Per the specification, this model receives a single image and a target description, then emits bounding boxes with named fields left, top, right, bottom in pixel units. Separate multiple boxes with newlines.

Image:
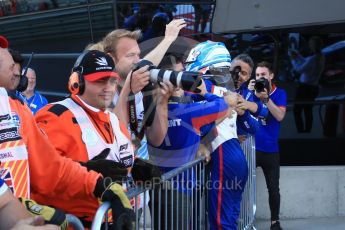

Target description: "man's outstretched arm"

left=143, top=19, right=186, bottom=66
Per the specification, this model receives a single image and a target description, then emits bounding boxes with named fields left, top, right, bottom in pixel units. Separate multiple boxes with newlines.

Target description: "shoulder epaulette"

left=48, top=104, right=68, bottom=116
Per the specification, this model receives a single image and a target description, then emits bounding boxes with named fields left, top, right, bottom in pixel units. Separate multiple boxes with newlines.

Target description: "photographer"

left=0, top=48, right=134, bottom=230
left=103, top=19, right=186, bottom=153
left=146, top=54, right=230, bottom=229
left=254, top=61, right=287, bottom=230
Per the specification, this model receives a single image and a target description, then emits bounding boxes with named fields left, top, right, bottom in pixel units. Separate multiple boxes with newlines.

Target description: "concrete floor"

left=254, top=217, right=345, bottom=230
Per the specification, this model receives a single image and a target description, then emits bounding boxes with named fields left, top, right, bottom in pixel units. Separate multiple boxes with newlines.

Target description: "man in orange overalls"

left=0, top=47, right=134, bottom=229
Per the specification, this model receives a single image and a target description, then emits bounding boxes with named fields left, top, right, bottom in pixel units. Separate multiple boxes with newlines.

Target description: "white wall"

left=256, top=166, right=345, bottom=219
left=213, top=0, right=345, bottom=33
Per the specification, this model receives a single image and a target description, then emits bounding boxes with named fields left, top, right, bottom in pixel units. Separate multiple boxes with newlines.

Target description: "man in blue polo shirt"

left=254, top=61, right=287, bottom=230
left=20, top=68, right=48, bottom=114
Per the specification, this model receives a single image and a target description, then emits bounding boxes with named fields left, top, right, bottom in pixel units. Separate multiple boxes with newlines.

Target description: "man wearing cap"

left=34, top=50, right=172, bottom=226
left=0, top=47, right=135, bottom=229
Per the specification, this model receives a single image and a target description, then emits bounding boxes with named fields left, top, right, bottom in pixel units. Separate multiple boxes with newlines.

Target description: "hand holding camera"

left=255, top=89, right=269, bottom=104
left=247, top=79, right=256, bottom=91
left=128, top=65, right=150, bottom=94
left=196, top=78, right=207, bottom=96
left=156, top=81, right=175, bottom=105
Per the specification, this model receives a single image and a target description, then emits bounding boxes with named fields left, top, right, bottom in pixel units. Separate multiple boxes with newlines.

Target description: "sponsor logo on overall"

left=0, top=114, right=10, bottom=122
left=0, top=127, right=20, bottom=143
left=119, top=143, right=128, bottom=152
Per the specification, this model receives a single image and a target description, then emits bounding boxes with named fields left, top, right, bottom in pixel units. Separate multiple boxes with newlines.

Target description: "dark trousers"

left=256, top=151, right=280, bottom=221
left=293, top=83, right=319, bottom=132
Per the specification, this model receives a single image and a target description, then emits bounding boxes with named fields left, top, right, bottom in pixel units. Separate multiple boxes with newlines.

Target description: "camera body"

left=254, top=78, right=270, bottom=93
left=230, top=66, right=242, bottom=89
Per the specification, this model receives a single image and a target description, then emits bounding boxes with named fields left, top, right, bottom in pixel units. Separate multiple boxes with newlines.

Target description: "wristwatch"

left=262, top=97, right=269, bottom=104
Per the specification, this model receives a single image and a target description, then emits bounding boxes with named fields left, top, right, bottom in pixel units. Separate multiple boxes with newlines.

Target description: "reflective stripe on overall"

left=0, top=88, right=30, bottom=198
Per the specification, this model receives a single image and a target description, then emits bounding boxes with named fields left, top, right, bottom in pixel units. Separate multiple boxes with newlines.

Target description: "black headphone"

left=68, top=51, right=89, bottom=95
left=16, top=74, right=28, bottom=92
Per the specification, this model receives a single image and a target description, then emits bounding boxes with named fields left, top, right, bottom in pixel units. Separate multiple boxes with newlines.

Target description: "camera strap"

left=128, top=92, right=145, bottom=141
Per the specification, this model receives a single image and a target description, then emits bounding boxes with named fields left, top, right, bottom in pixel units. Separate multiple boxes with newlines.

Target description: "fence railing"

left=91, top=135, right=257, bottom=230
left=91, top=157, right=207, bottom=230
left=238, top=135, right=256, bottom=230
left=66, top=214, right=85, bottom=230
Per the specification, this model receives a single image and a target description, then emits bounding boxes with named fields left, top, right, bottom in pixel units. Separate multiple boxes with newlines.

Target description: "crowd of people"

left=0, top=13, right=291, bottom=230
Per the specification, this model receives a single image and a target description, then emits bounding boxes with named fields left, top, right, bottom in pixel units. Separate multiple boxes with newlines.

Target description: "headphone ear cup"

left=16, top=75, right=29, bottom=92
left=68, top=72, right=80, bottom=95
left=77, top=72, right=85, bottom=95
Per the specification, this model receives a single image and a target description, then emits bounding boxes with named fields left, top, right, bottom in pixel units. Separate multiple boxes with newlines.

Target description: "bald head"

left=0, top=48, right=18, bottom=90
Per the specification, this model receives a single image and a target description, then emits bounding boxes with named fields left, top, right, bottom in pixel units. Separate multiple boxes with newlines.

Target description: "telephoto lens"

left=149, top=69, right=202, bottom=92
left=134, top=59, right=203, bottom=92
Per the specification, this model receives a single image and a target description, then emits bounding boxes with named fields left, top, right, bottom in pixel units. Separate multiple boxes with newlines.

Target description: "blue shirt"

left=148, top=93, right=227, bottom=192
left=190, top=80, right=260, bottom=136
left=255, top=85, right=287, bottom=153
left=20, top=91, right=48, bottom=114
left=148, top=93, right=227, bottom=170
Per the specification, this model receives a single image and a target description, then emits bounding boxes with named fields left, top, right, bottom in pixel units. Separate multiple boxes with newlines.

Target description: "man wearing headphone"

left=34, top=50, right=137, bottom=226
left=0, top=48, right=134, bottom=229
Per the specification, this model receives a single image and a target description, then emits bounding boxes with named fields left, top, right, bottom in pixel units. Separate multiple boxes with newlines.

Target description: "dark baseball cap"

left=74, top=50, right=119, bottom=81
left=0, top=35, right=9, bottom=48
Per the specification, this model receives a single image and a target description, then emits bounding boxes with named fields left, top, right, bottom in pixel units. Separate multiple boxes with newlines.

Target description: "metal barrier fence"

left=238, top=135, right=256, bottom=230
left=66, top=214, right=85, bottom=230
left=91, top=157, right=207, bottom=230
left=91, top=135, right=257, bottom=230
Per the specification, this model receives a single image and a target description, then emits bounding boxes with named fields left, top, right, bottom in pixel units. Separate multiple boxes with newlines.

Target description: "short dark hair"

left=8, top=48, right=24, bottom=66
left=256, top=61, right=273, bottom=74
left=233, top=53, right=254, bottom=70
